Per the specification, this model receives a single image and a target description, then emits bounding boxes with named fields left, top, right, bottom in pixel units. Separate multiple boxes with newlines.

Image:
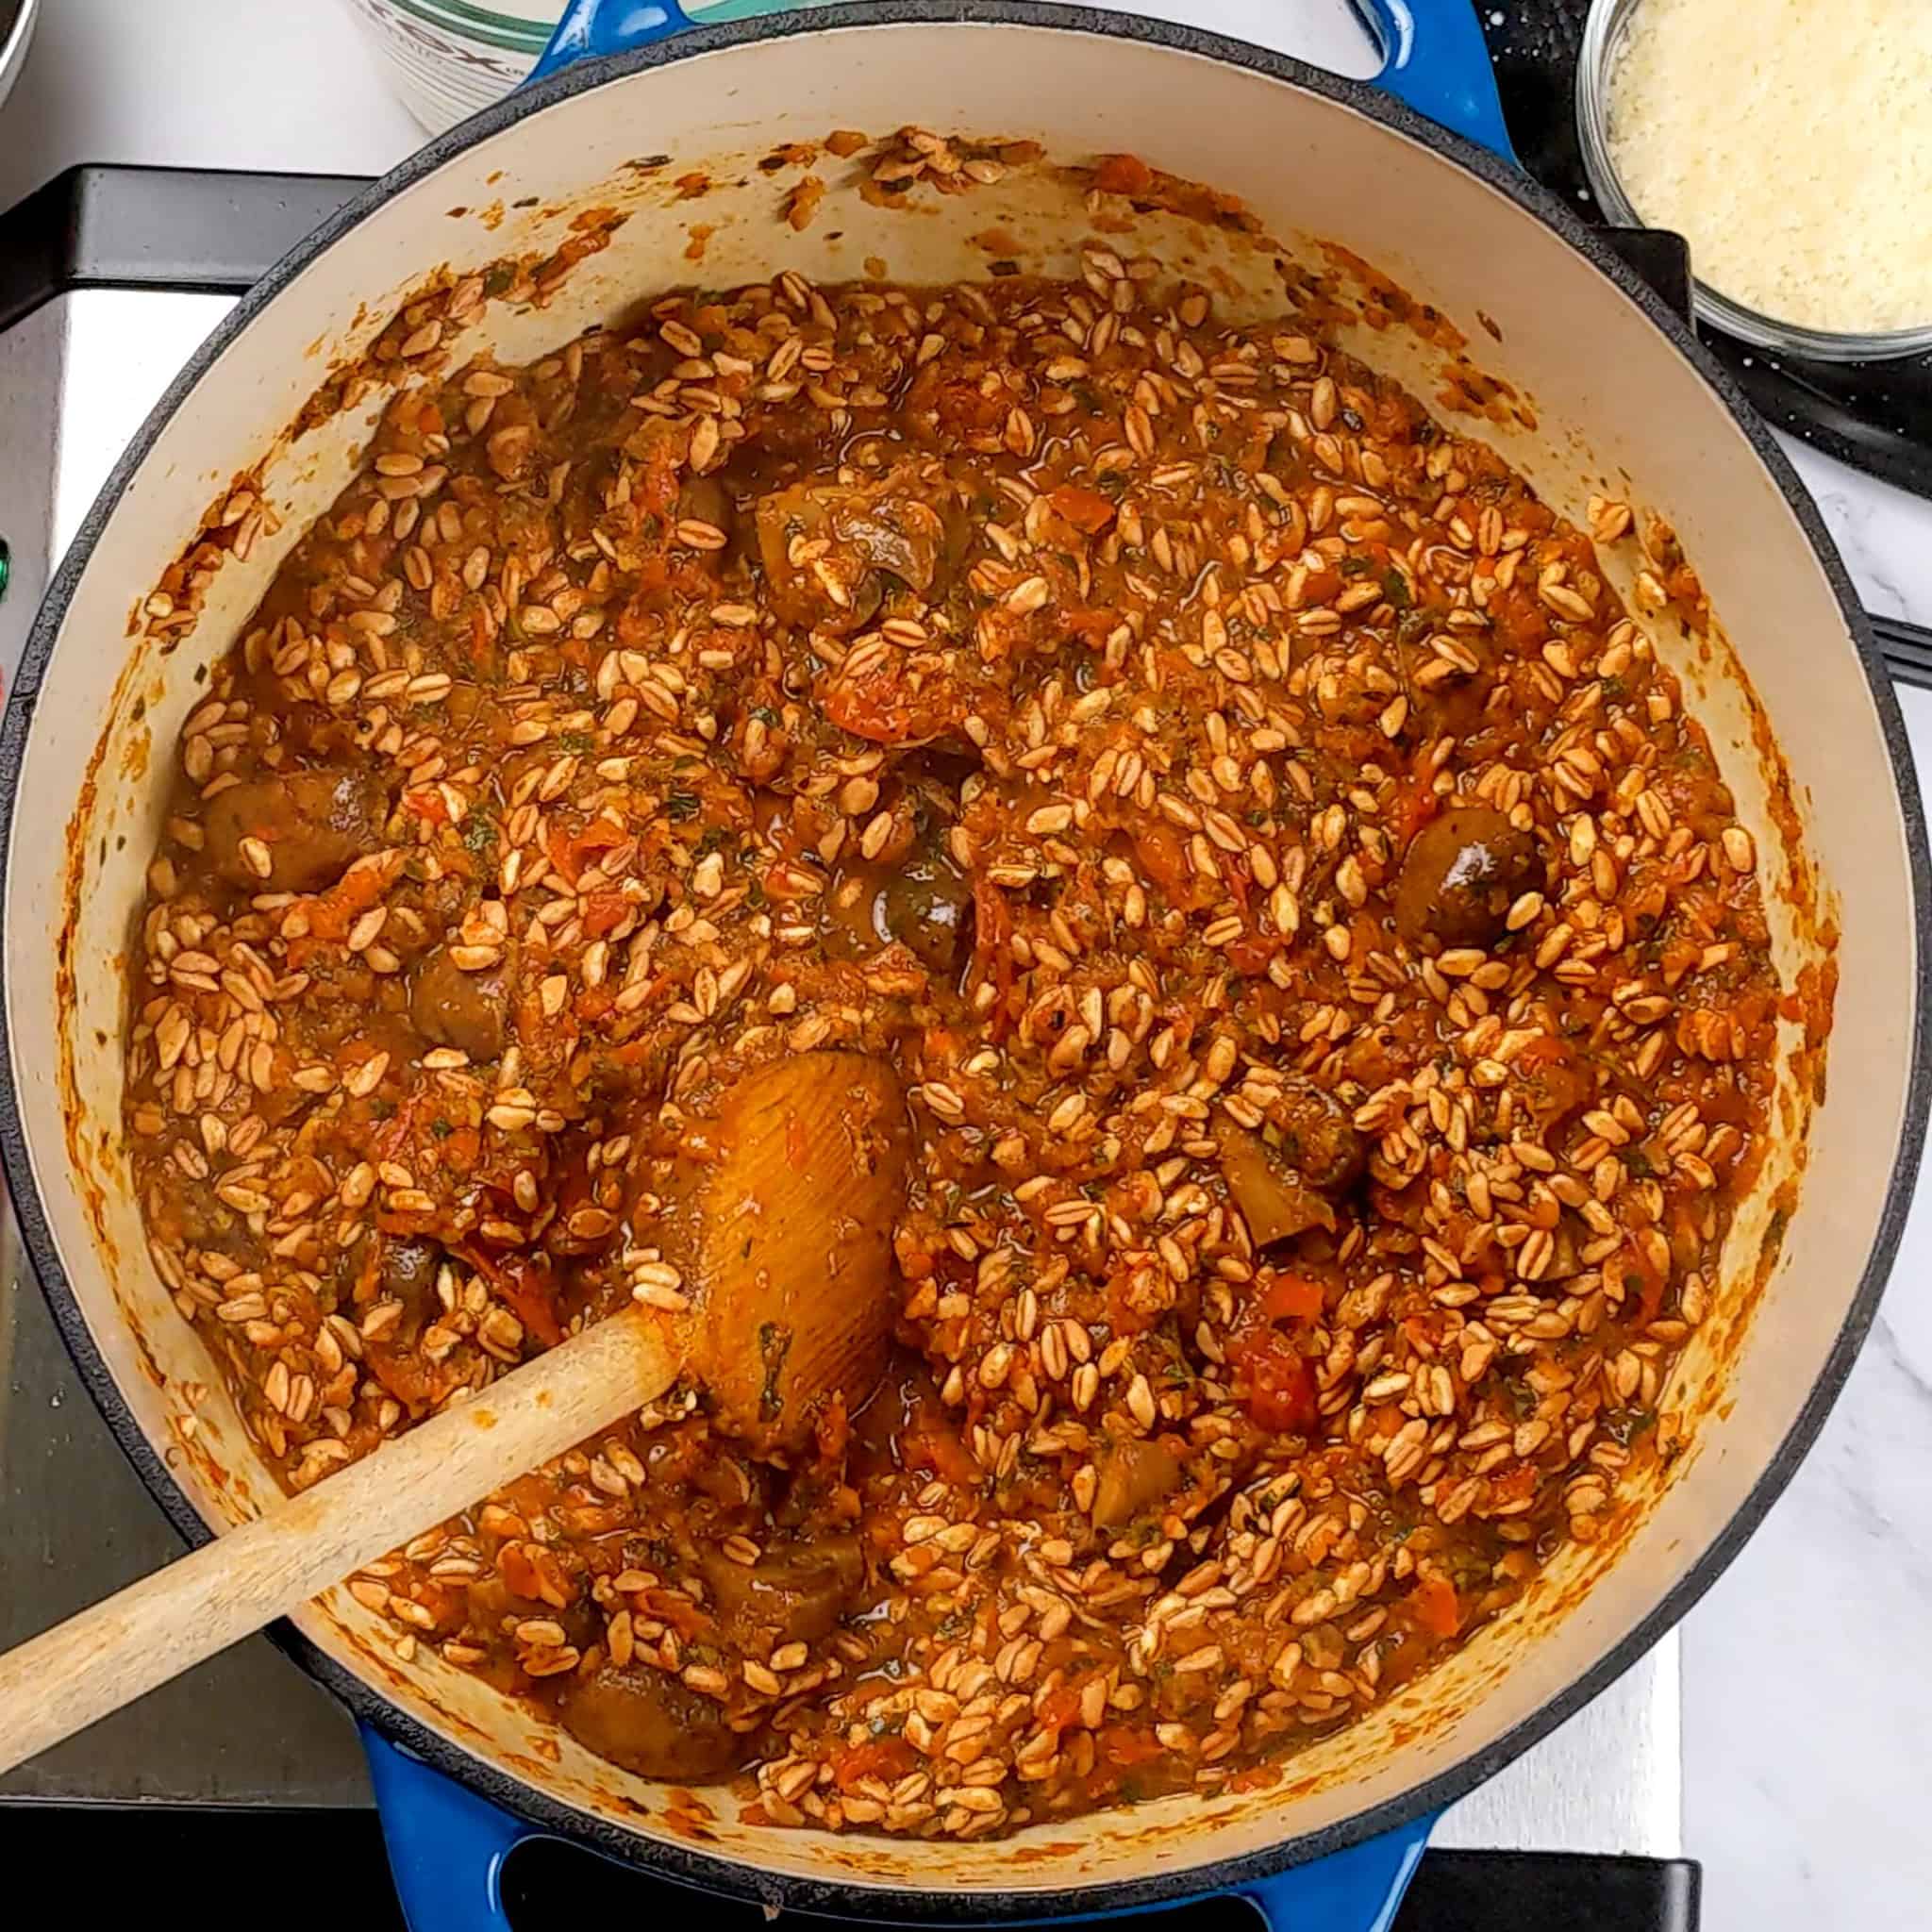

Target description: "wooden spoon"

left=0, top=1050, right=909, bottom=1775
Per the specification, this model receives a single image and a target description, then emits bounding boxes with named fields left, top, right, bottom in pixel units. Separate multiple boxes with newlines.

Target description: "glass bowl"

left=1575, top=0, right=1932, bottom=363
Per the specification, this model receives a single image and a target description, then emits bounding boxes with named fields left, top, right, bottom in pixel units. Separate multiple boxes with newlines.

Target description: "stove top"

left=0, top=170, right=1695, bottom=1928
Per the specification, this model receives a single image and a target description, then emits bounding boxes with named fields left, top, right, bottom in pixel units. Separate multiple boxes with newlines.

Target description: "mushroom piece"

left=676, top=474, right=743, bottom=562
left=1392, top=805, right=1538, bottom=949
left=698, top=1534, right=865, bottom=1648
left=409, top=943, right=513, bottom=1061
left=362, top=1236, right=461, bottom=1411
left=376, top=1236, right=443, bottom=1341
left=754, top=475, right=951, bottom=634
left=1214, top=1081, right=1365, bottom=1250
left=875, top=845, right=974, bottom=974
left=1216, top=1117, right=1336, bottom=1246
left=1092, top=1437, right=1186, bottom=1529
left=555, top=1660, right=748, bottom=1782
left=1541, top=1211, right=1598, bottom=1281
left=203, top=769, right=387, bottom=894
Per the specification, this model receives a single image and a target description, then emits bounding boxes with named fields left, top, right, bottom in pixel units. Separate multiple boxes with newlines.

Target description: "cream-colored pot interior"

left=4, top=11, right=1919, bottom=1906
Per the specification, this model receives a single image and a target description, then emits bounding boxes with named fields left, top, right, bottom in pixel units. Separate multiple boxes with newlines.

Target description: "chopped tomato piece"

left=927, top=377, right=1008, bottom=441
left=364, top=1347, right=445, bottom=1409
left=401, top=786, right=450, bottom=825
left=1099, top=1724, right=1160, bottom=1769
left=1488, top=1461, right=1539, bottom=1508
left=608, top=1008, right=675, bottom=1062
left=1092, top=153, right=1156, bottom=196
left=1390, top=773, right=1440, bottom=847
left=1233, top=1325, right=1319, bottom=1434
left=900, top=1399, right=980, bottom=1486
left=1370, top=1401, right=1407, bottom=1440
left=1059, top=605, right=1120, bottom=641
left=1260, top=1272, right=1326, bottom=1323
left=1225, top=930, right=1279, bottom=976
left=638, top=1587, right=713, bottom=1641
left=824, top=657, right=955, bottom=746
left=547, top=818, right=627, bottom=887
left=497, top=1541, right=551, bottom=1603
left=834, top=1736, right=918, bottom=1791
left=1047, top=484, right=1118, bottom=535
left=1037, top=1682, right=1086, bottom=1729
left=581, top=889, right=628, bottom=936
left=970, top=874, right=1016, bottom=1039
left=305, top=864, right=388, bottom=942
left=1511, top=1033, right=1570, bottom=1074
left=1410, top=1572, right=1461, bottom=1640
left=461, top=1247, right=562, bottom=1348
left=1132, top=821, right=1211, bottom=912
left=574, top=819, right=627, bottom=859
left=1493, top=586, right=1548, bottom=650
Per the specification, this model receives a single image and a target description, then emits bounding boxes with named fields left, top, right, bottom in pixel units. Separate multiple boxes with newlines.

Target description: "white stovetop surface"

left=7, top=4, right=1931, bottom=1926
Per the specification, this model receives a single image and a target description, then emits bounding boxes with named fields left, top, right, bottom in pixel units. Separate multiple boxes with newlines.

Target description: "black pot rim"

left=2, top=3, right=1925, bottom=1922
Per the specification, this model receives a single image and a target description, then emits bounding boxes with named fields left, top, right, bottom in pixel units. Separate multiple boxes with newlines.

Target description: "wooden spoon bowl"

left=670, top=1049, right=911, bottom=1453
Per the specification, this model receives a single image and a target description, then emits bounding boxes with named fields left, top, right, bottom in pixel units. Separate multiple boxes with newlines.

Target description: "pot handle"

left=365, top=1722, right=1436, bottom=1931
left=527, top=0, right=695, bottom=81
left=528, top=1, right=1517, bottom=166
left=1357, top=0, right=1519, bottom=161
left=365, top=1724, right=530, bottom=1931
left=1241, top=1810, right=1438, bottom=1930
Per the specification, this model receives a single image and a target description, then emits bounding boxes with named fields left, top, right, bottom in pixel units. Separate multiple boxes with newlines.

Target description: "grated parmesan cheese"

left=1606, top=0, right=1932, bottom=335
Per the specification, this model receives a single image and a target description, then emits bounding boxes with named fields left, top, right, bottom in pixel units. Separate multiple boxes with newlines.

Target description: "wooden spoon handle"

left=0, top=1302, right=677, bottom=1775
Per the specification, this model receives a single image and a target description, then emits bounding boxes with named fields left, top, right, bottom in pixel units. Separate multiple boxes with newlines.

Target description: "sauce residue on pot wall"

left=292, top=207, right=627, bottom=441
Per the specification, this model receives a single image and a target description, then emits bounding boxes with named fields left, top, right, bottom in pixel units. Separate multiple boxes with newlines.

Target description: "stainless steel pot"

left=3, top=3, right=1924, bottom=1927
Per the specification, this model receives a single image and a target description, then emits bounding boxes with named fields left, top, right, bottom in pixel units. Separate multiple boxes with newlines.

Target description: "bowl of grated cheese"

left=1577, top=0, right=1932, bottom=360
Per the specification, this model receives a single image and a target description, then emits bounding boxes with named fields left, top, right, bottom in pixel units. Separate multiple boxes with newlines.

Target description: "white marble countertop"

left=1680, top=440, right=1932, bottom=1932
left=4, top=4, right=1928, bottom=1928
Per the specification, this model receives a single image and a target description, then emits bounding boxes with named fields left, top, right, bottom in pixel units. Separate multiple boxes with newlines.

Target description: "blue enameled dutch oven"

left=1, top=2, right=1922, bottom=1928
